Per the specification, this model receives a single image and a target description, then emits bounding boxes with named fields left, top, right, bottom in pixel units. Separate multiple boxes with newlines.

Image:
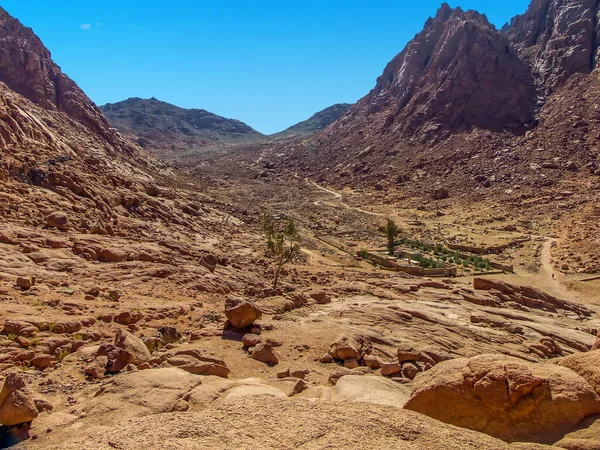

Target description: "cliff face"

left=504, top=0, right=600, bottom=91
left=0, top=7, right=128, bottom=149
left=367, top=4, right=536, bottom=137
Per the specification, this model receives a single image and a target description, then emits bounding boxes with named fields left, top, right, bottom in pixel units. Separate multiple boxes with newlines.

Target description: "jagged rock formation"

left=100, top=97, right=264, bottom=154
left=311, top=4, right=537, bottom=149
left=504, top=0, right=600, bottom=91
left=0, top=8, right=128, bottom=148
left=272, top=103, right=353, bottom=138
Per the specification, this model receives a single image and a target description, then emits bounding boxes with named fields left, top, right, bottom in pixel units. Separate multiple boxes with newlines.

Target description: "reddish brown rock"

left=251, top=343, right=278, bottom=365
left=404, top=354, right=600, bottom=443
left=0, top=372, right=38, bottom=426
left=329, top=332, right=372, bottom=361
left=225, top=296, right=262, bottom=329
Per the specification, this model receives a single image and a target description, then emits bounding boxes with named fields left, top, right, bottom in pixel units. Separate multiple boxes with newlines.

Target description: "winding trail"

left=307, top=179, right=385, bottom=217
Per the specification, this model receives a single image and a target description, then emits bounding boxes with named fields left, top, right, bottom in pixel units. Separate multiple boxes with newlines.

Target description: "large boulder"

left=329, top=332, right=372, bottom=362
left=45, top=212, right=69, bottom=230
left=113, top=329, right=151, bottom=365
left=555, top=350, right=600, bottom=395
left=225, top=295, right=262, bottom=329
left=0, top=372, right=38, bottom=426
left=83, top=368, right=203, bottom=421
left=404, top=354, right=600, bottom=443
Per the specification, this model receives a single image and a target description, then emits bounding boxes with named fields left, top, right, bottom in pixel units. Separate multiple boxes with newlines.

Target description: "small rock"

left=16, top=277, right=34, bottom=290
left=251, top=343, right=278, bottom=365
left=344, top=358, right=359, bottom=369
left=277, top=369, right=291, bottom=379
left=363, top=355, right=382, bottom=370
left=242, top=334, right=261, bottom=348
left=381, top=363, right=402, bottom=377
left=320, top=354, right=334, bottom=364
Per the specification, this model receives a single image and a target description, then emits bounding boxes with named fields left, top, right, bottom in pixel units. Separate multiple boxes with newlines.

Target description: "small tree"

left=262, top=214, right=300, bottom=289
left=385, top=218, right=398, bottom=256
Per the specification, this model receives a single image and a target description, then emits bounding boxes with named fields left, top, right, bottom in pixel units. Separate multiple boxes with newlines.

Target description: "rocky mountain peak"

left=334, top=4, right=536, bottom=145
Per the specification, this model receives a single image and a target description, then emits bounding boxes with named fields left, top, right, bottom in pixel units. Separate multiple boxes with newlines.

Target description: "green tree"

left=263, top=214, right=300, bottom=290
left=385, top=218, right=399, bottom=256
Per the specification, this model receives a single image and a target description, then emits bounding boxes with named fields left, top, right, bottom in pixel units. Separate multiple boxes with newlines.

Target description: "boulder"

left=309, top=291, right=331, bottom=304
left=225, top=295, right=262, bottom=329
left=404, top=354, right=600, bottom=443
left=433, top=188, right=449, bottom=200
left=16, top=276, right=34, bottom=290
left=327, top=375, right=412, bottom=407
left=0, top=372, right=38, bottom=426
left=363, top=355, right=381, bottom=370
left=163, top=350, right=230, bottom=378
left=96, top=344, right=134, bottom=372
left=242, top=334, right=261, bottom=348
left=82, top=368, right=204, bottom=421
left=251, top=343, right=278, bottom=365
left=45, top=212, right=69, bottom=230
left=401, top=362, right=422, bottom=380
left=592, top=331, right=600, bottom=351
left=381, top=363, right=402, bottom=377
left=85, top=356, right=108, bottom=379
left=329, top=332, right=372, bottom=361
left=556, top=350, right=600, bottom=395
left=30, top=354, right=54, bottom=369
left=3, top=320, right=38, bottom=338
left=113, top=329, right=151, bottom=365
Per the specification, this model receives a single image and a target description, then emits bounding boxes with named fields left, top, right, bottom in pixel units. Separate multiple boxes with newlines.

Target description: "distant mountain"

left=272, top=103, right=352, bottom=138
left=100, top=97, right=264, bottom=153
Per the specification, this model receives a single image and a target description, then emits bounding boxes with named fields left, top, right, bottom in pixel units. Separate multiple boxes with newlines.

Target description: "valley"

left=1, top=1, right=600, bottom=449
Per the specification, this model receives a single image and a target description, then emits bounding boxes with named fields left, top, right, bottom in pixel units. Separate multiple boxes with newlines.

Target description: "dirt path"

left=307, top=179, right=385, bottom=217
left=538, top=237, right=576, bottom=300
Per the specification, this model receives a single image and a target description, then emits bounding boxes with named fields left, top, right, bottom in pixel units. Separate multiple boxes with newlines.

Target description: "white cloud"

left=96, top=22, right=102, bottom=27
left=81, top=23, right=91, bottom=30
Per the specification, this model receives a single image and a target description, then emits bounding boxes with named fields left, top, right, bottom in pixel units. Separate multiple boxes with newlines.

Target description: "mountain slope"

left=0, top=7, right=266, bottom=299
left=277, top=2, right=600, bottom=186
left=272, top=103, right=352, bottom=138
left=100, top=97, right=264, bottom=153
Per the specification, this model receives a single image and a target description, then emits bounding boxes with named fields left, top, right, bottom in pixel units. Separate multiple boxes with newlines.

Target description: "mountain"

left=272, top=103, right=353, bottom=138
left=100, top=97, right=264, bottom=153
left=277, top=2, right=600, bottom=189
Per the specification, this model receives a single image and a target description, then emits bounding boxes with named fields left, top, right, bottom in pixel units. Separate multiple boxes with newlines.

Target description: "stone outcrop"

left=329, top=332, right=372, bottom=362
left=0, top=372, right=38, bottom=426
left=473, top=278, right=592, bottom=317
left=404, top=354, right=600, bottom=443
left=504, top=0, right=600, bottom=91
left=555, top=350, right=600, bottom=395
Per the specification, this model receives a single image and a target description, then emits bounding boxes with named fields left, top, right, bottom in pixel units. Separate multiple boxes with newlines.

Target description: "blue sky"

left=3, top=1, right=530, bottom=134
